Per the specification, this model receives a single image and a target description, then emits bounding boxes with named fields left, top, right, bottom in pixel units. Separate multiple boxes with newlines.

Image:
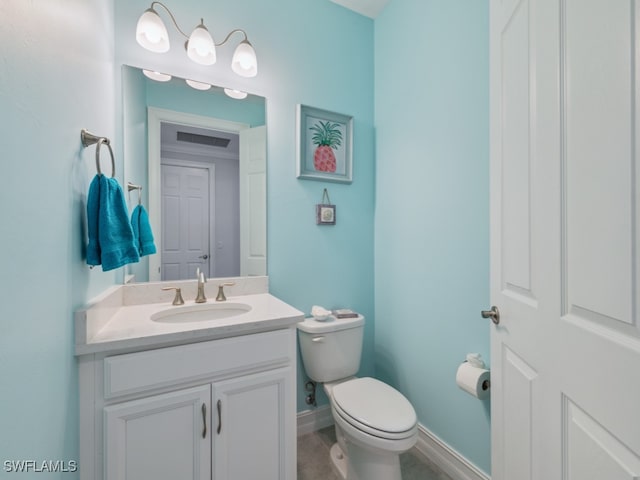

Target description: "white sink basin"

left=151, top=303, right=252, bottom=323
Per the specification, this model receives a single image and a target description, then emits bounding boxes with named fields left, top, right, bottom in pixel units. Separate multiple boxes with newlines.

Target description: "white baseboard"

left=297, top=405, right=334, bottom=436
left=296, top=409, right=490, bottom=480
left=414, top=424, right=491, bottom=480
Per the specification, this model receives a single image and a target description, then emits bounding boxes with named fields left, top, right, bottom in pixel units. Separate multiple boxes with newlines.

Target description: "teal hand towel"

left=86, top=174, right=140, bottom=271
left=86, top=175, right=102, bottom=267
left=131, top=204, right=157, bottom=257
left=99, top=176, right=140, bottom=271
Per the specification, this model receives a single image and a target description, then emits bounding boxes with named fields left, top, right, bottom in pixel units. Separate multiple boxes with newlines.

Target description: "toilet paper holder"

left=456, top=359, right=491, bottom=399
left=464, top=360, right=491, bottom=391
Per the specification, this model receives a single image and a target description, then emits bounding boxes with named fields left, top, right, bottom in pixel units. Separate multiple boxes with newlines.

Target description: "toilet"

left=297, top=315, right=418, bottom=480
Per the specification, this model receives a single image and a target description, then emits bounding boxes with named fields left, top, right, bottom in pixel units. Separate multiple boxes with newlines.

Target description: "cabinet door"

left=212, top=367, right=294, bottom=480
left=104, top=385, right=211, bottom=480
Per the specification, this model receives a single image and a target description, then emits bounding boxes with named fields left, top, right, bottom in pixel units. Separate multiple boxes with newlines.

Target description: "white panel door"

left=212, top=367, right=294, bottom=480
left=490, top=0, right=640, bottom=478
left=104, top=385, right=211, bottom=480
left=239, top=125, right=267, bottom=276
left=161, top=164, right=211, bottom=281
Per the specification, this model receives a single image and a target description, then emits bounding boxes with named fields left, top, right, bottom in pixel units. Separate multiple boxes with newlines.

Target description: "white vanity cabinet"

left=212, top=367, right=292, bottom=479
left=79, top=328, right=296, bottom=480
left=104, top=385, right=212, bottom=480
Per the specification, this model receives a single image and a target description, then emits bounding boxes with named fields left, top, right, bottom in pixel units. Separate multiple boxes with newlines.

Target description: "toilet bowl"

left=297, top=316, right=418, bottom=480
left=326, top=377, right=418, bottom=480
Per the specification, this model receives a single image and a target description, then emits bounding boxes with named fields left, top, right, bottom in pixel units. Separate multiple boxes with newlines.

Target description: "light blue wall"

left=0, top=0, right=116, bottom=473
left=0, top=0, right=374, bottom=472
left=374, top=0, right=491, bottom=474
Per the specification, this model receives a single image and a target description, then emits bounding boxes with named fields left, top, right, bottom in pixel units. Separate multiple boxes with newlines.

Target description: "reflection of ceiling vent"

left=177, top=131, right=231, bottom=148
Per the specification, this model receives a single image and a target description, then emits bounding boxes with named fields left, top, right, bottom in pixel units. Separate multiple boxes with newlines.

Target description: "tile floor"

left=297, top=426, right=454, bottom=480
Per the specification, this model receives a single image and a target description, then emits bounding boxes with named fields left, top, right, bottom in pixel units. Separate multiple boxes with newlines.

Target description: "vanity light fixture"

left=185, top=79, right=212, bottom=91
left=136, top=2, right=258, bottom=77
left=142, top=69, right=172, bottom=82
left=224, top=88, right=248, bottom=100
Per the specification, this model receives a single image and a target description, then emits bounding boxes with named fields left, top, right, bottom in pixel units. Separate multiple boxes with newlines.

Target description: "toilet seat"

left=331, top=377, right=417, bottom=440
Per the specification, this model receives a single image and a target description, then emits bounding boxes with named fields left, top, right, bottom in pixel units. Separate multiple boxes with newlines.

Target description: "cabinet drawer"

left=104, top=329, right=293, bottom=399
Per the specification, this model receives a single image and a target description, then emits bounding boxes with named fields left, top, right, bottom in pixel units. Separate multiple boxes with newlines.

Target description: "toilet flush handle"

left=312, top=336, right=325, bottom=343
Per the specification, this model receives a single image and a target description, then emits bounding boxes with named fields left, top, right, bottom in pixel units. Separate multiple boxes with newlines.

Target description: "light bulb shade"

left=224, top=88, right=248, bottom=99
left=142, top=70, right=172, bottom=82
left=185, top=79, right=212, bottom=91
left=231, top=40, right=258, bottom=78
left=136, top=8, right=169, bottom=53
left=187, top=23, right=217, bottom=66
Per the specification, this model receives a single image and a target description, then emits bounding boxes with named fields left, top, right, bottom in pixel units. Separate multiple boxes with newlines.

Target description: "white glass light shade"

left=187, top=23, right=217, bottom=66
left=136, top=8, right=170, bottom=53
left=142, top=70, right=172, bottom=82
left=231, top=40, right=258, bottom=78
left=185, top=79, right=212, bottom=91
left=224, top=88, right=248, bottom=99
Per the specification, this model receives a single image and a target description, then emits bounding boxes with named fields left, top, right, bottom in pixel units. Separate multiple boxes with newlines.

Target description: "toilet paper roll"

left=456, top=362, right=491, bottom=399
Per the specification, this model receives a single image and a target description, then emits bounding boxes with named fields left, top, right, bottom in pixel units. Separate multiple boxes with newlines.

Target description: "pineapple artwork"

left=297, top=105, right=352, bottom=183
left=309, top=120, right=343, bottom=173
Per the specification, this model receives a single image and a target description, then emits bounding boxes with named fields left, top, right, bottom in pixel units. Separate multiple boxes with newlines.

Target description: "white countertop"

left=75, top=278, right=304, bottom=355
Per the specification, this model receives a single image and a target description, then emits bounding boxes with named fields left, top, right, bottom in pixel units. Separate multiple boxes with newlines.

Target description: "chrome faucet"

left=195, top=268, right=207, bottom=303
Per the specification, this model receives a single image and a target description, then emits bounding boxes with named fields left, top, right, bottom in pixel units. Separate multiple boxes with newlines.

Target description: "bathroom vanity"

left=76, top=277, right=303, bottom=480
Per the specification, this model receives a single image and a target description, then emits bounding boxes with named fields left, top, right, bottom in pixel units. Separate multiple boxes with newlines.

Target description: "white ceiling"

left=328, top=0, right=390, bottom=19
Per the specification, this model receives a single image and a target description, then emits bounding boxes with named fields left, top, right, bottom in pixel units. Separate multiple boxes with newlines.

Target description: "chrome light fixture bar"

left=136, top=2, right=258, bottom=77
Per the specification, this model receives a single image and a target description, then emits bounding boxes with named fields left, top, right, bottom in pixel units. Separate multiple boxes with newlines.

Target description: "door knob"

left=199, top=254, right=209, bottom=260
left=481, top=306, right=500, bottom=325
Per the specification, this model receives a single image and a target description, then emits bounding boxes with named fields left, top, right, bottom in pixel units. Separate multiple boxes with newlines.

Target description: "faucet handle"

left=215, top=282, right=236, bottom=302
left=162, top=287, right=185, bottom=306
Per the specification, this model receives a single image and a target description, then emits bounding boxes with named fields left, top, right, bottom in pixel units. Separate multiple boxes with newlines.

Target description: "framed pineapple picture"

left=296, top=104, right=353, bottom=184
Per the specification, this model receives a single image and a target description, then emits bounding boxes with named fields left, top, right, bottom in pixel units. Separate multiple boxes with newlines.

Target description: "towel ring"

left=96, top=137, right=116, bottom=177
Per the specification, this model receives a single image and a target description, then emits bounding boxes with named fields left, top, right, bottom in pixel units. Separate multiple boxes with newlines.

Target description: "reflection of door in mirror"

left=148, top=111, right=266, bottom=282
left=160, top=122, right=234, bottom=280
left=161, top=164, right=212, bottom=279
left=238, top=125, right=267, bottom=276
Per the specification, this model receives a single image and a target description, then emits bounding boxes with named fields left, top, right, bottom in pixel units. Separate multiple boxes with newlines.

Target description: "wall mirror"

left=122, top=65, right=267, bottom=283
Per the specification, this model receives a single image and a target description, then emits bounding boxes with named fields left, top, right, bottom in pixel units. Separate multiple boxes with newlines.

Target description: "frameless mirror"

left=122, top=65, right=267, bottom=283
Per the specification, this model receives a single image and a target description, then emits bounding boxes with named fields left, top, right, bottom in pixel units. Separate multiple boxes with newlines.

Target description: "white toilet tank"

left=297, top=315, right=365, bottom=383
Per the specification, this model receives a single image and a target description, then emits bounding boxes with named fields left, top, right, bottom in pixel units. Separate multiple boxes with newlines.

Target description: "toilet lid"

left=331, top=377, right=417, bottom=434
